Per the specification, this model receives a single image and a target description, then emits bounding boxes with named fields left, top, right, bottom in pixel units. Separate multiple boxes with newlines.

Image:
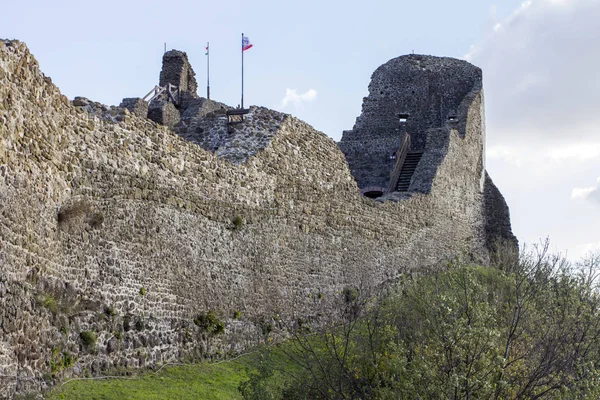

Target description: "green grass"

left=47, top=346, right=298, bottom=400
left=48, top=359, right=251, bottom=400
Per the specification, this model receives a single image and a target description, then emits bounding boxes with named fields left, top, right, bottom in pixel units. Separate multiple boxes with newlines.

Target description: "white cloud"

left=279, top=88, right=317, bottom=109
left=572, top=186, right=596, bottom=199
left=546, top=142, right=600, bottom=161
left=467, top=0, right=600, bottom=145
left=470, top=0, right=600, bottom=258
left=572, top=178, right=600, bottom=204
left=488, top=142, right=600, bottom=167
left=487, top=145, right=525, bottom=166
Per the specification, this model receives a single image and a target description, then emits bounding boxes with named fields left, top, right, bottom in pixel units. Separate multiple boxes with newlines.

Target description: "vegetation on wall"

left=240, top=243, right=600, bottom=399
left=48, top=243, right=600, bottom=399
left=194, top=311, right=225, bottom=336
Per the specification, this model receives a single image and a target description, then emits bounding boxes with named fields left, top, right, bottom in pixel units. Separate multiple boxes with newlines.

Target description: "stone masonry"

left=0, top=40, right=515, bottom=398
left=338, top=54, right=517, bottom=247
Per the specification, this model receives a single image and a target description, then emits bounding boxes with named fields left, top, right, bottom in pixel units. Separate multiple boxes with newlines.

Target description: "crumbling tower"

left=158, top=50, right=199, bottom=107
left=339, top=55, right=483, bottom=197
left=339, top=54, right=517, bottom=250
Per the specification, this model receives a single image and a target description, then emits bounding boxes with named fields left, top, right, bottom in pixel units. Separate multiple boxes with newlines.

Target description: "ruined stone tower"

left=158, top=50, right=199, bottom=106
left=339, top=55, right=483, bottom=196
left=339, top=54, right=516, bottom=249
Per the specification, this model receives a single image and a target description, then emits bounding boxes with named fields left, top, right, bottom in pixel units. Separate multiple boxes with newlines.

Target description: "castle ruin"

left=0, top=39, right=515, bottom=397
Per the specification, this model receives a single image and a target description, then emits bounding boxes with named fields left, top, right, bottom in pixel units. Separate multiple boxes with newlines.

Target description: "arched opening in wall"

left=362, top=186, right=386, bottom=199
left=363, top=190, right=384, bottom=199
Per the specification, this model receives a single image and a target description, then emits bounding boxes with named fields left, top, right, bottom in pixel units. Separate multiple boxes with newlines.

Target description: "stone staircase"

left=395, top=152, right=423, bottom=191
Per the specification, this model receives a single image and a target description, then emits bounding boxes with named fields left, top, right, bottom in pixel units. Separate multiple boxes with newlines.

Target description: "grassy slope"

left=48, top=359, right=250, bottom=400
left=47, top=346, right=296, bottom=400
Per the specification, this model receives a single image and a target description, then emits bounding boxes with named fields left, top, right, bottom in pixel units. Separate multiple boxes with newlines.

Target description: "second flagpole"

left=241, top=33, right=244, bottom=109
left=206, top=42, right=210, bottom=100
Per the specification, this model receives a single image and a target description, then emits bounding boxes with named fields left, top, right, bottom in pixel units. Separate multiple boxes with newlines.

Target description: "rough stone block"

left=147, top=100, right=180, bottom=128
left=119, top=97, right=149, bottom=119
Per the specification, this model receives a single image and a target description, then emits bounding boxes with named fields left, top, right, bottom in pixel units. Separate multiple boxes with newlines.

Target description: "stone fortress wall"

left=0, top=39, right=515, bottom=397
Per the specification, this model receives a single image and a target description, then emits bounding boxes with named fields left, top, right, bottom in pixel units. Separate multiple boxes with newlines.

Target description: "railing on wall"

left=142, top=83, right=180, bottom=106
left=387, top=132, right=411, bottom=193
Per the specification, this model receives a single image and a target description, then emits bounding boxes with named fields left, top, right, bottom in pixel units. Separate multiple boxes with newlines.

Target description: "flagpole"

left=241, top=33, right=244, bottom=109
left=206, top=42, right=210, bottom=100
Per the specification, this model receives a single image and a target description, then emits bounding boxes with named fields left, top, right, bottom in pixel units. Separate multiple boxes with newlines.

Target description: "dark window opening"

left=364, top=190, right=384, bottom=199
left=399, top=113, right=410, bottom=123
left=448, top=115, right=457, bottom=122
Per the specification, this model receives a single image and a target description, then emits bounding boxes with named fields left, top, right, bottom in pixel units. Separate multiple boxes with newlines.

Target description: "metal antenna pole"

left=164, top=43, right=166, bottom=54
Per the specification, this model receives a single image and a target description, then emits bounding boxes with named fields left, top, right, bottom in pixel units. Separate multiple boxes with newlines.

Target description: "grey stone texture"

left=119, top=97, right=149, bottom=119
left=483, top=172, right=519, bottom=249
left=338, top=53, right=515, bottom=253
left=0, top=40, right=514, bottom=398
left=177, top=106, right=287, bottom=164
left=148, top=100, right=180, bottom=128
left=339, top=54, right=482, bottom=193
left=159, top=50, right=198, bottom=106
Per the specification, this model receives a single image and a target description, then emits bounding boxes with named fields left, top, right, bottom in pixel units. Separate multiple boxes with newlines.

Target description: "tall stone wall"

left=1, top=40, right=501, bottom=397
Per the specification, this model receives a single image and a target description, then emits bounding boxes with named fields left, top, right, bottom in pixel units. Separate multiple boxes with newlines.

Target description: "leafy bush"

left=104, top=305, right=117, bottom=317
left=194, top=311, right=225, bottom=336
left=79, top=331, right=96, bottom=350
left=50, top=348, right=74, bottom=374
left=241, top=245, right=600, bottom=399
left=37, top=294, right=58, bottom=314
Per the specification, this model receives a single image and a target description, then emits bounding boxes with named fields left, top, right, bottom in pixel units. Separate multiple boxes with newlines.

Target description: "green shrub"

left=194, top=311, right=225, bottom=336
left=37, top=294, right=58, bottom=314
left=245, top=248, right=600, bottom=400
left=139, top=287, right=147, bottom=296
left=104, top=305, right=117, bottom=317
left=79, top=331, right=96, bottom=349
left=259, top=320, right=273, bottom=337
left=61, top=352, right=74, bottom=369
left=233, top=310, right=243, bottom=320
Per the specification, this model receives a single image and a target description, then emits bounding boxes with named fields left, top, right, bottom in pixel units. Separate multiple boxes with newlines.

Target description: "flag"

left=242, top=36, right=253, bottom=51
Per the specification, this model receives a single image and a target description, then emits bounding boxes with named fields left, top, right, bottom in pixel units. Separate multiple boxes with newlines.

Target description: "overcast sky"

left=2, top=0, right=598, bottom=260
